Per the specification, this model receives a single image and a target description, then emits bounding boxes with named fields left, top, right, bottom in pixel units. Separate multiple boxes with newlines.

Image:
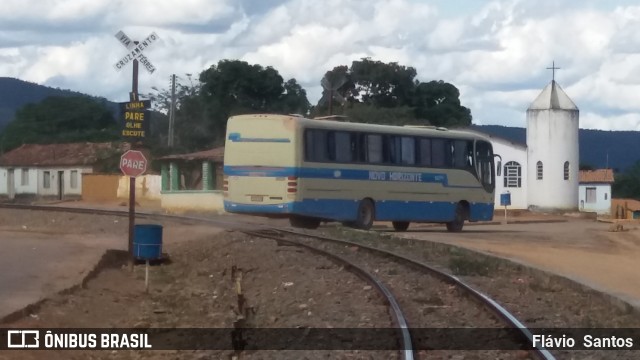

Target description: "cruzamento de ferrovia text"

left=43, top=331, right=151, bottom=349
left=533, top=334, right=634, bottom=349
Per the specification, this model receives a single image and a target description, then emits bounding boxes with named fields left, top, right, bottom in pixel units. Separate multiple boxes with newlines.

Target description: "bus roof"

left=229, top=114, right=491, bottom=142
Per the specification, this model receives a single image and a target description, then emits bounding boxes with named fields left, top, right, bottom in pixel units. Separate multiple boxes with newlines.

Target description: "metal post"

left=328, top=89, right=333, bottom=116
left=169, top=74, right=176, bottom=147
left=128, top=54, right=139, bottom=272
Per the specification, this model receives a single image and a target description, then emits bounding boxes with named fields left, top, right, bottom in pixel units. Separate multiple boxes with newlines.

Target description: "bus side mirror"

left=497, top=161, right=502, bottom=176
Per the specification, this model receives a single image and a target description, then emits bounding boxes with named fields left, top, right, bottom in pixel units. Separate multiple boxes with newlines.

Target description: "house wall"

left=1, top=166, right=91, bottom=198
left=491, top=140, right=528, bottom=209
left=578, top=183, right=611, bottom=214
left=117, top=175, right=161, bottom=201
left=527, top=108, right=580, bottom=210
left=0, top=168, right=6, bottom=195
left=82, top=174, right=120, bottom=202
left=160, top=191, right=225, bottom=213
left=37, top=167, right=93, bottom=197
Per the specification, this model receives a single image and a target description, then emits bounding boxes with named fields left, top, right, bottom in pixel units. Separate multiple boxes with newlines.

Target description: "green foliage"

left=146, top=61, right=311, bottom=153
left=0, top=96, right=119, bottom=151
left=316, top=58, right=472, bottom=127
left=613, top=161, right=640, bottom=199
left=343, top=103, right=417, bottom=125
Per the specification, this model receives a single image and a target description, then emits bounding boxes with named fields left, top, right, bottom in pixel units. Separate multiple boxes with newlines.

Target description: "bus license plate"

left=250, top=195, right=264, bottom=202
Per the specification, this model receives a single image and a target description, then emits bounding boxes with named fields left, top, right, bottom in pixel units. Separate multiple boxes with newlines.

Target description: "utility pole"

left=168, top=74, right=176, bottom=147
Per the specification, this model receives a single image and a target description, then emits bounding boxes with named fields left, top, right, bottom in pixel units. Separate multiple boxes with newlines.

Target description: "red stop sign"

left=120, top=150, right=148, bottom=177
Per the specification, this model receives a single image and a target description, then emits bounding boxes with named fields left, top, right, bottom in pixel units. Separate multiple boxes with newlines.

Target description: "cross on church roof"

left=546, top=61, right=560, bottom=81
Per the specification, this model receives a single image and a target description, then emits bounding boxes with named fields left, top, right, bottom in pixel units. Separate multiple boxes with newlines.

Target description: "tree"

left=413, top=81, right=472, bottom=127
left=613, top=161, right=640, bottom=199
left=198, top=60, right=310, bottom=146
left=0, top=96, right=118, bottom=151
left=315, top=59, right=472, bottom=127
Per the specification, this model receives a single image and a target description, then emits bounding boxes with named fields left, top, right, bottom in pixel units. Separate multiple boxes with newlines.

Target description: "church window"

left=503, top=161, right=522, bottom=188
left=536, top=161, right=543, bottom=180
left=563, top=161, right=569, bottom=180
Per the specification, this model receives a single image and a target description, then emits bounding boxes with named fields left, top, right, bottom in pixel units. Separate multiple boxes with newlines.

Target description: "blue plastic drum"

left=133, top=224, right=163, bottom=260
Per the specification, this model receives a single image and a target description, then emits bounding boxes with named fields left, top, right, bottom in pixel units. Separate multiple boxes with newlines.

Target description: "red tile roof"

left=159, top=147, right=224, bottom=162
left=579, top=169, right=614, bottom=183
left=0, top=142, right=126, bottom=167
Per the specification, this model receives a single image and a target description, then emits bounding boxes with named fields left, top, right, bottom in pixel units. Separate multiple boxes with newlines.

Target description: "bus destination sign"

left=120, top=100, right=151, bottom=140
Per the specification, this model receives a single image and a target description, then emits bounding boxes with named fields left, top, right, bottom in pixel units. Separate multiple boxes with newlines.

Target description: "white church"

left=474, top=76, right=612, bottom=214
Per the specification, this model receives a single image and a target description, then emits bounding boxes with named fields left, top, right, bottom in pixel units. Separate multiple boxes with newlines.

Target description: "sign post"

left=500, top=192, right=511, bottom=224
left=113, top=29, right=158, bottom=271
left=120, top=150, right=148, bottom=269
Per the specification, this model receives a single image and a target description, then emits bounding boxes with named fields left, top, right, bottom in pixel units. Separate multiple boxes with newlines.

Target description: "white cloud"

left=1, top=0, right=640, bottom=133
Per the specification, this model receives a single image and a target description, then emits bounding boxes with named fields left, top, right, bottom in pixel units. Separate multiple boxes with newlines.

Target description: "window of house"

left=43, top=171, right=51, bottom=189
left=503, top=161, right=522, bottom=188
left=604, top=193, right=608, bottom=200
left=536, top=161, right=543, bottom=180
left=70, top=170, right=78, bottom=189
left=563, top=161, right=569, bottom=180
left=21, top=168, right=28, bottom=186
left=586, top=187, right=596, bottom=203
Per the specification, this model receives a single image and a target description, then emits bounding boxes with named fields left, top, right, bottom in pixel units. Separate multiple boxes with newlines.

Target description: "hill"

left=471, top=125, right=640, bottom=172
left=0, top=77, right=116, bottom=130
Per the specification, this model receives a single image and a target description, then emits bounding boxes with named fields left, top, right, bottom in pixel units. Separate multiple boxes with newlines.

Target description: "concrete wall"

left=160, top=191, right=225, bottom=213
left=526, top=109, right=579, bottom=210
left=0, top=167, right=38, bottom=195
left=82, top=174, right=120, bottom=202
left=579, top=183, right=611, bottom=215
left=492, top=140, right=528, bottom=209
left=0, top=166, right=91, bottom=198
left=37, top=167, right=92, bottom=197
left=117, top=175, right=161, bottom=201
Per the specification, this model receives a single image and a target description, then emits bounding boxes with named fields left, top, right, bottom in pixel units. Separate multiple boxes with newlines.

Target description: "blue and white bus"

left=223, top=114, right=498, bottom=231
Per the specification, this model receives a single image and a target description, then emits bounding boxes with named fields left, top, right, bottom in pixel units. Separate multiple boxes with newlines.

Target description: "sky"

left=1, top=0, right=640, bottom=131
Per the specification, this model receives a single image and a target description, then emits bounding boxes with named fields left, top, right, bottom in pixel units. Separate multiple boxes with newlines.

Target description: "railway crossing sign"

left=120, top=150, right=148, bottom=177
left=113, top=30, right=159, bottom=74
left=120, top=99, right=151, bottom=140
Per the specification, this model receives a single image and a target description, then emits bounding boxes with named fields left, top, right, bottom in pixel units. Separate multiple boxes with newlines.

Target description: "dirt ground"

left=1, top=228, right=397, bottom=360
left=2, top=206, right=640, bottom=359
left=393, top=218, right=640, bottom=308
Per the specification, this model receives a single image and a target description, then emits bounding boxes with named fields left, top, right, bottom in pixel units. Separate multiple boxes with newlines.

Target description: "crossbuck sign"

left=113, top=30, right=159, bottom=74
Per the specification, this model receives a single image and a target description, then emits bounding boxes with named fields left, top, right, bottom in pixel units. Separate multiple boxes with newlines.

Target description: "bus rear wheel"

left=289, top=216, right=320, bottom=229
left=354, top=199, right=375, bottom=230
left=392, top=221, right=410, bottom=232
left=446, top=203, right=467, bottom=232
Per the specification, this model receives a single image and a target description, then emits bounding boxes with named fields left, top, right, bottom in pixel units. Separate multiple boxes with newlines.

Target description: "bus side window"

left=367, top=134, right=383, bottom=163
left=387, top=136, right=401, bottom=164
left=419, top=138, right=431, bottom=166
left=431, top=139, right=446, bottom=168
left=334, top=131, right=353, bottom=163
left=454, top=140, right=471, bottom=169
left=401, top=137, right=415, bottom=165
left=305, top=129, right=328, bottom=162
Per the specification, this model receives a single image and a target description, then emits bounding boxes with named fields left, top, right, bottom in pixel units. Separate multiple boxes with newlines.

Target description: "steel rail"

left=244, top=230, right=414, bottom=360
left=0, top=203, right=554, bottom=359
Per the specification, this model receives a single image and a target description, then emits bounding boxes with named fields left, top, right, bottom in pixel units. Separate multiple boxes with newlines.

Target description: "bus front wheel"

left=354, top=199, right=375, bottom=230
left=446, top=203, right=467, bottom=232
left=289, top=216, right=320, bottom=229
left=392, top=221, right=410, bottom=232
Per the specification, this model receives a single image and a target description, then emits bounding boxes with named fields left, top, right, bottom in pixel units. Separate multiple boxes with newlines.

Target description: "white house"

left=578, top=169, right=614, bottom=215
left=0, top=142, right=124, bottom=201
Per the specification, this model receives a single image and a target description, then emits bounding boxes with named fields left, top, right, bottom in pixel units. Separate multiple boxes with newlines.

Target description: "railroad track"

left=0, top=203, right=555, bottom=359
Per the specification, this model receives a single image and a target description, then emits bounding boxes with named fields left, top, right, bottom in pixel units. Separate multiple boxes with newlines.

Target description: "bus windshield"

left=475, top=140, right=495, bottom=193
